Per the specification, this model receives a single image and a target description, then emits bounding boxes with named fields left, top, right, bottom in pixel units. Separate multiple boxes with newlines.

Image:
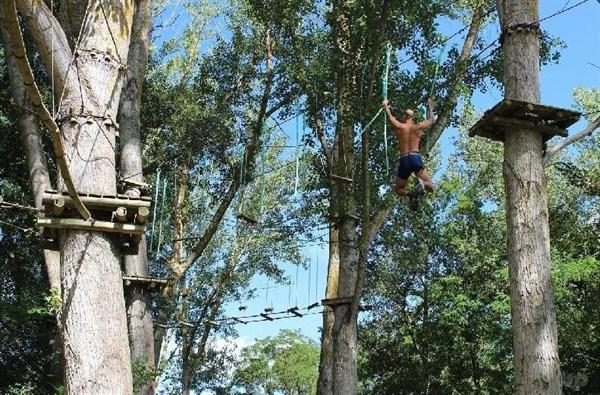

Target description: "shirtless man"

left=382, top=98, right=435, bottom=198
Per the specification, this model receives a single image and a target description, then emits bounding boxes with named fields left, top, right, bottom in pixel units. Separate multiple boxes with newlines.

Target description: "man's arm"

left=416, top=98, right=435, bottom=130
left=382, top=100, right=402, bottom=129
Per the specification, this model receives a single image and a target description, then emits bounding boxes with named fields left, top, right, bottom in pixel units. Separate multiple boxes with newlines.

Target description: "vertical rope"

left=265, top=278, right=269, bottom=307
left=294, top=112, right=300, bottom=195
left=315, top=251, right=319, bottom=302
left=237, top=147, right=245, bottom=217
left=382, top=42, right=392, bottom=175
left=308, top=259, right=312, bottom=306
left=150, top=168, right=161, bottom=252
left=51, top=0, right=55, bottom=116
left=425, top=46, right=445, bottom=154
left=156, top=178, right=168, bottom=255
left=295, top=264, right=299, bottom=307
left=259, top=149, right=265, bottom=218
left=429, top=46, right=444, bottom=99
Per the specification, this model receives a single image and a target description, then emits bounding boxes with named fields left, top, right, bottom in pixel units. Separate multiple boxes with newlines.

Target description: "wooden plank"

left=260, top=313, right=274, bottom=321
left=329, top=173, right=353, bottom=183
left=37, top=217, right=147, bottom=234
left=492, top=116, right=568, bottom=138
left=287, top=307, right=304, bottom=317
left=42, top=193, right=151, bottom=209
left=322, top=297, right=353, bottom=307
left=122, top=275, right=169, bottom=285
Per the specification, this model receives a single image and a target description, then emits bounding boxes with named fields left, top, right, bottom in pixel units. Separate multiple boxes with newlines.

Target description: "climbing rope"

left=150, top=168, right=161, bottom=252
left=382, top=42, right=392, bottom=175
left=294, top=111, right=301, bottom=195
left=156, top=178, right=169, bottom=254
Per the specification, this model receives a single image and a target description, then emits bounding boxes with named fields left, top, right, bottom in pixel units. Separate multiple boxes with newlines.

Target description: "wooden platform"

left=37, top=217, right=146, bottom=234
left=122, top=275, right=169, bottom=288
left=43, top=191, right=150, bottom=209
left=321, top=297, right=372, bottom=311
left=468, top=99, right=581, bottom=142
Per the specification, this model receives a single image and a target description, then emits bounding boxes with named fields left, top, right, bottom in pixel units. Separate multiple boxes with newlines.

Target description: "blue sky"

left=152, top=0, right=599, bottom=347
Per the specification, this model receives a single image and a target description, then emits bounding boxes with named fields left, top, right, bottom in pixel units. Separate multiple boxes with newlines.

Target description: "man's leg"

left=395, top=177, right=409, bottom=197
left=415, top=169, right=434, bottom=192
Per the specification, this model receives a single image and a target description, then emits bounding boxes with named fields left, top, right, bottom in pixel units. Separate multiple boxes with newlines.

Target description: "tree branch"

left=423, top=2, right=487, bottom=152
left=543, top=116, right=600, bottom=165
left=0, top=17, right=61, bottom=295
left=118, top=0, right=152, bottom=192
left=2, top=0, right=91, bottom=220
left=13, top=0, right=77, bottom=97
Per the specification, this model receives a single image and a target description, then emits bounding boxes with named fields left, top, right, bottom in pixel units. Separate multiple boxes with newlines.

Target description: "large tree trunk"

left=497, top=0, right=562, bottom=393
left=117, top=1, right=155, bottom=393
left=318, top=2, right=359, bottom=393
left=317, top=226, right=339, bottom=393
left=10, top=0, right=136, bottom=392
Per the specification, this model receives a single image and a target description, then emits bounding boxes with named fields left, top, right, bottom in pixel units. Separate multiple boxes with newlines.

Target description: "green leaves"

left=232, top=329, right=319, bottom=394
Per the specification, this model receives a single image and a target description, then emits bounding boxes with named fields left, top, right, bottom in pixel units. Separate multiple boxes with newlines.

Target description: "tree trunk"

left=117, top=1, right=155, bottom=393
left=9, top=0, right=136, bottom=392
left=497, top=0, right=562, bottom=393
left=0, top=5, right=61, bottom=295
left=317, top=2, right=359, bottom=393
left=317, top=226, right=339, bottom=394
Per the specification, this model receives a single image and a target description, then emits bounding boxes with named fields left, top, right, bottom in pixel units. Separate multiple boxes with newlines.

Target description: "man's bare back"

left=382, top=99, right=435, bottom=197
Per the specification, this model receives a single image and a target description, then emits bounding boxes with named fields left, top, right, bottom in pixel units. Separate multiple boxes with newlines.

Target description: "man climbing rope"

left=382, top=98, right=435, bottom=202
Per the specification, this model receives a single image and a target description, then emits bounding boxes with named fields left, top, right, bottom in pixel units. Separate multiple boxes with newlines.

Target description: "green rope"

left=156, top=177, right=168, bottom=255
left=239, top=147, right=245, bottom=187
left=429, top=46, right=444, bottom=99
left=424, top=46, right=445, bottom=153
left=237, top=147, right=246, bottom=217
left=259, top=150, right=265, bottom=217
left=149, top=168, right=161, bottom=252
left=382, top=42, right=392, bottom=175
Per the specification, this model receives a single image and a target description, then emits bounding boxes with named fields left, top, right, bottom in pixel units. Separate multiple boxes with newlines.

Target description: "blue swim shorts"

left=397, top=152, right=424, bottom=180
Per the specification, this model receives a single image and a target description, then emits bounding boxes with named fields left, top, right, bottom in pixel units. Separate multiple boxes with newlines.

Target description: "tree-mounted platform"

left=37, top=190, right=152, bottom=250
left=468, top=99, right=581, bottom=142
left=122, top=275, right=169, bottom=288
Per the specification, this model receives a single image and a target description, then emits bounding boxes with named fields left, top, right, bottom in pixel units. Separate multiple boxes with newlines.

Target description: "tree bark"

left=0, top=14, right=64, bottom=387
left=11, top=0, right=137, bottom=392
left=497, top=0, right=562, bottom=393
left=117, top=1, right=155, bottom=393
left=317, top=226, right=339, bottom=394
left=317, top=2, right=360, bottom=393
